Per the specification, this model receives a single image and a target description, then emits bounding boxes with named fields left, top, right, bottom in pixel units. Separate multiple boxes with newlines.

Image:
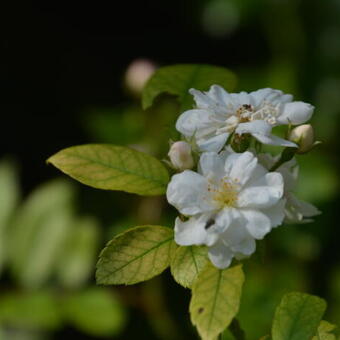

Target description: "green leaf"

left=48, top=144, right=169, bottom=196
left=0, top=290, right=61, bottom=330
left=312, top=321, right=337, bottom=340
left=170, top=246, right=208, bottom=288
left=189, top=264, right=245, bottom=340
left=272, top=292, right=327, bottom=340
left=142, top=64, right=237, bottom=110
left=62, top=288, right=127, bottom=337
left=56, top=216, right=100, bottom=288
left=96, top=225, right=175, bottom=285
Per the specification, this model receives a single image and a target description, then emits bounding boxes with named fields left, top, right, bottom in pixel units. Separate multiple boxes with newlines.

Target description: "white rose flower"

left=176, top=86, right=314, bottom=152
left=166, top=151, right=286, bottom=269
left=258, top=154, right=321, bottom=223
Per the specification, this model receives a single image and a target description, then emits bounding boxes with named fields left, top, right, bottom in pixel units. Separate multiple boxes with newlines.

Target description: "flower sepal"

left=230, top=133, right=251, bottom=153
left=269, top=147, right=298, bottom=171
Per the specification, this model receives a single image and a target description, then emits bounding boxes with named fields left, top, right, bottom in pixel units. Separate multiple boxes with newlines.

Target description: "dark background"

left=3, top=0, right=291, bottom=190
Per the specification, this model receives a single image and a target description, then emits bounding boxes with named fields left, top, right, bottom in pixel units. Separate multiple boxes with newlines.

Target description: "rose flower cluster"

left=166, top=87, right=320, bottom=269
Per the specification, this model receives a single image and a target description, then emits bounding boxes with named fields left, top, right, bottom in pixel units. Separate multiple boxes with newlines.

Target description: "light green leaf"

left=62, top=288, right=127, bottom=337
left=190, top=264, right=245, bottom=340
left=0, top=290, right=61, bottom=330
left=48, top=144, right=169, bottom=196
left=56, top=216, right=100, bottom=288
left=96, top=225, right=175, bottom=285
left=142, top=64, right=237, bottom=110
left=170, top=245, right=208, bottom=288
left=9, top=180, right=74, bottom=288
left=312, top=321, right=337, bottom=340
left=272, top=292, right=327, bottom=340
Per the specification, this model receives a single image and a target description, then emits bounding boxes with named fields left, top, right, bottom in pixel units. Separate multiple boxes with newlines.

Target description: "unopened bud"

left=289, top=124, right=314, bottom=154
left=168, top=141, right=194, bottom=171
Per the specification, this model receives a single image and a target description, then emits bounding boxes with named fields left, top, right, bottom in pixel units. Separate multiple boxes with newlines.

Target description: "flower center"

left=250, top=101, right=279, bottom=125
left=219, top=102, right=279, bottom=135
left=208, top=177, right=239, bottom=208
left=236, top=104, right=253, bottom=123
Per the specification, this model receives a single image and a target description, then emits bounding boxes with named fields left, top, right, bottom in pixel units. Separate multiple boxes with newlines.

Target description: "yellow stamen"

left=208, top=177, right=238, bottom=208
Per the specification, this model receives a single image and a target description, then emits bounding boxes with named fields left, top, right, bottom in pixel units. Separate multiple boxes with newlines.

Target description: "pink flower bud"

left=124, top=59, right=156, bottom=95
left=168, top=141, right=194, bottom=170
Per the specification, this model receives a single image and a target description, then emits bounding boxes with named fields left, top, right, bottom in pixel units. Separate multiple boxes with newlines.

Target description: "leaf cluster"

left=0, top=160, right=127, bottom=338
left=46, top=64, right=338, bottom=340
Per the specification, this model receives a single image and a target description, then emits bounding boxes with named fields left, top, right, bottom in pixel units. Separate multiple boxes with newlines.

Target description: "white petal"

left=278, top=166, right=297, bottom=191
left=166, top=170, right=214, bottom=215
left=230, top=92, right=252, bottom=106
left=250, top=88, right=292, bottom=107
left=250, top=88, right=275, bottom=107
left=278, top=101, right=314, bottom=125
left=261, top=199, right=286, bottom=228
left=189, top=88, right=229, bottom=115
left=220, top=214, right=248, bottom=246
left=207, top=85, right=234, bottom=110
left=295, top=199, right=321, bottom=217
left=238, top=172, right=284, bottom=208
left=225, top=151, right=258, bottom=187
left=235, top=120, right=297, bottom=147
left=174, top=216, right=219, bottom=246
left=236, top=120, right=272, bottom=136
left=285, top=194, right=321, bottom=223
left=252, top=133, right=297, bottom=147
left=241, top=210, right=271, bottom=239
left=198, top=152, right=225, bottom=179
left=189, top=88, right=216, bottom=108
left=232, top=237, right=256, bottom=256
left=176, top=109, right=216, bottom=137
left=257, top=153, right=276, bottom=170
left=197, top=133, right=229, bottom=152
left=213, top=207, right=234, bottom=233
left=182, top=208, right=234, bottom=238
left=218, top=220, right=255, bottom=256
left=208, top=241, right=234, bottom=269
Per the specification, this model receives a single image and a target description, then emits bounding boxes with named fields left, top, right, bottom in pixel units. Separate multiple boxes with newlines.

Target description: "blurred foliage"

left=61, top=288, right=127, bottom=337
left=0, top=160, right=20, bottom=272
left=0, top=160, right=127, bottom=339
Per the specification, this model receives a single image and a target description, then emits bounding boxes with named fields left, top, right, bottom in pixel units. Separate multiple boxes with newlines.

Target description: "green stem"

left=229, top=318, right=246, bottom=340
